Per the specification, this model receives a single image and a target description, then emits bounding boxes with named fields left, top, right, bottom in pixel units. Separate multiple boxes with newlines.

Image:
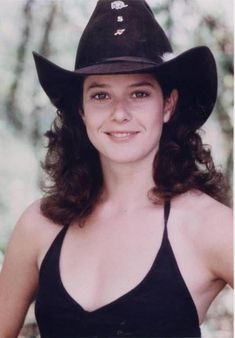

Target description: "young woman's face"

left=82, top=73, right=177, bottom=165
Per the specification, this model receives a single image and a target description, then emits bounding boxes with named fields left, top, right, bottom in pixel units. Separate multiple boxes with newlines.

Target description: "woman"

left=0, top=0, right=232, bottom=337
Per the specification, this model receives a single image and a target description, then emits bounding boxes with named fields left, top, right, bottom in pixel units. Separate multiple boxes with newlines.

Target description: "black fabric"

left=35, top=201, right=201, bottom=338
left=75, top=0, right=172, bottom=69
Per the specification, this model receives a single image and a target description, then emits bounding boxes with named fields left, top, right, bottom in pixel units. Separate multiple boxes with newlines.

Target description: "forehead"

left=83, top=73, right=159, bottom=89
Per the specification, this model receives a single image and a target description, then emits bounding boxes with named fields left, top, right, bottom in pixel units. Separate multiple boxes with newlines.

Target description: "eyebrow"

left=86, top=82, right=111, bottom=90
left=129, top=81, right=155, bottom=88
left=86, top=81, right=155, bottom=91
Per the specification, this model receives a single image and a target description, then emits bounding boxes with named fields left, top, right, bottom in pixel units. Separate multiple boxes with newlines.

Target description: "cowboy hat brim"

left=33, top=45, right=217, bottom=128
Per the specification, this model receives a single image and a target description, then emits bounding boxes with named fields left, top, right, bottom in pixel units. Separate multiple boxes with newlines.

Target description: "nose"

left=111, top=100, right=131, bottom=123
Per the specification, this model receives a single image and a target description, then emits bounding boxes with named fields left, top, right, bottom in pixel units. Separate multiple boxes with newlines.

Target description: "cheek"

left=143, top=108, right=165, bottom=145
left=144, top=102, right=165, bottom=130
left=81, top=111, right=105, bottom=147
left=149, top=117, right=164, bottom=140
left=89, top=119, right=104, bottom=134
left=82, top=100, right=108, bottom=127
left=82, top=108, right=100, bottom=129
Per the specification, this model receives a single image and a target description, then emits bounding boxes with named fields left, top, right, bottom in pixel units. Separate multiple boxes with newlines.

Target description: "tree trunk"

left=5, top=0, right=35, bottom=131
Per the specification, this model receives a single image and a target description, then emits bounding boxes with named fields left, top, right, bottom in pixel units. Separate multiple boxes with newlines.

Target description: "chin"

left=100, top=149, right=157, bottom=165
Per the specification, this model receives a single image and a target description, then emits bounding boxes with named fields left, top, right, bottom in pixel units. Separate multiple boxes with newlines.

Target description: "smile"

left=105, top=131, right=139, bottom=141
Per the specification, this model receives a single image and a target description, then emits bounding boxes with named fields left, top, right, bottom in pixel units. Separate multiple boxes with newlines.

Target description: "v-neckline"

left=56, top=205, right=168, bottom=314
left=57, top=230, right=167, bottom=314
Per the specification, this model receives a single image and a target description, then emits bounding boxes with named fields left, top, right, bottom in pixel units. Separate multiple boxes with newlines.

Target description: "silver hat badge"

left=111, top=1, right=128, bottom=10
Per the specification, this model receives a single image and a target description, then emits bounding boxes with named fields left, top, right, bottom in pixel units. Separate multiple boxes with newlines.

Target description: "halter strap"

left=164, top=200, right=171, bottom=226
left=164, top=200, right=171, bottom=233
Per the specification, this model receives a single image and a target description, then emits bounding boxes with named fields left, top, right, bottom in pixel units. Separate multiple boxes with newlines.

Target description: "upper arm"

left=0, top=203, right=41, bottom=338
left=205, top=204, right=233, bottom=287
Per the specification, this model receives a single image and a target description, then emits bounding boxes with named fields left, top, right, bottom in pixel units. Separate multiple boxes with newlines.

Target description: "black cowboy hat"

left=33, top=0, right=217, bottom=129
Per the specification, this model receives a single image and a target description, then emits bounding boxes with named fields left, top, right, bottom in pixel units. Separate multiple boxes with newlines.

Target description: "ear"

left=163, top=89, right=179, bottom=123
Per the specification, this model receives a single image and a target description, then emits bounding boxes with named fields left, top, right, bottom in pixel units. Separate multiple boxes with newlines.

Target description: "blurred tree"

left=5, top=0, right=35, bottom=131
left=30, top=0, right=58, bottom=147
left=198, top=13, right=233, bottom=201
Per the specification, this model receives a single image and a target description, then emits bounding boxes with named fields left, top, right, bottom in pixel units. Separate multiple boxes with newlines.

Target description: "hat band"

left=76, top=56, right=160, bottom=71
left=99, top=56, right=158, bottom=65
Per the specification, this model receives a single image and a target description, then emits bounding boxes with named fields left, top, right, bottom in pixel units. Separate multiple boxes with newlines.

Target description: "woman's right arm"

left=0, top=203, right=41, bottom=338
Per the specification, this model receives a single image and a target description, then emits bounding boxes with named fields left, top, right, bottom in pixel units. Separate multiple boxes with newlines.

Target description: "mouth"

left=104, top=131, right=140, bottom=141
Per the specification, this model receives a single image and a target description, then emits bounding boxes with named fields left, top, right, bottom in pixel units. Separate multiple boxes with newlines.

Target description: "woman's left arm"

left=207, top=204, right=233, bottom=287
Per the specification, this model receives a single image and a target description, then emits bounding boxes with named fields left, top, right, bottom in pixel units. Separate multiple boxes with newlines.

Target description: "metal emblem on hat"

left=114, top=28, right=126, bottom=36
left=117, top=16, right=124, bottom=22
left=111, top=1, right=128, bottom=10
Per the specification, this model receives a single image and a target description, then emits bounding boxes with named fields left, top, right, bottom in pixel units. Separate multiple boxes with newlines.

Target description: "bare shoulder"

left=17, top=199, right=62, bottom=234
left=173, top=190, right=233, bottom=285
left=12, top=199, right=63, bottom=266
left=173, top=190, right=232, bottom=228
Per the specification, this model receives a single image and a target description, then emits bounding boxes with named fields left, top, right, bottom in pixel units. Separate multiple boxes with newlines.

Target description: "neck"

left=99, top=156, right=156, bottom=211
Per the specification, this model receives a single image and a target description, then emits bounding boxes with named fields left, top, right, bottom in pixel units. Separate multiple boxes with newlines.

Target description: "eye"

left=91, top=92, right=110, bottom=101
left=132, top=91, right=150, bottom=98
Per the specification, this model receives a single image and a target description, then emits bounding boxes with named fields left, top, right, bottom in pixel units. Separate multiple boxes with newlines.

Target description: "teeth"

left=110, top=133, right=131, bottom=138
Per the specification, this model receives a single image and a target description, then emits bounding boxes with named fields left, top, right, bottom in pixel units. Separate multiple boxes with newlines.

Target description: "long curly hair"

left=40, top=74, right=228, bottom=226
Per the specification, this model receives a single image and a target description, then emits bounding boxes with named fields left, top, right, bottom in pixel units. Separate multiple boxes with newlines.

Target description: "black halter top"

left=35, top=201, right=201, bottom=337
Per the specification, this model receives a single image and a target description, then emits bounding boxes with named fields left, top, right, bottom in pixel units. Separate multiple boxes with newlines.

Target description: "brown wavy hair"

left=40, top=74, right=228, bottom=226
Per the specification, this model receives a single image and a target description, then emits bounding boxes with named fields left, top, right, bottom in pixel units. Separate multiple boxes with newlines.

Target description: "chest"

left=60, top=213, right=165, bottom=311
